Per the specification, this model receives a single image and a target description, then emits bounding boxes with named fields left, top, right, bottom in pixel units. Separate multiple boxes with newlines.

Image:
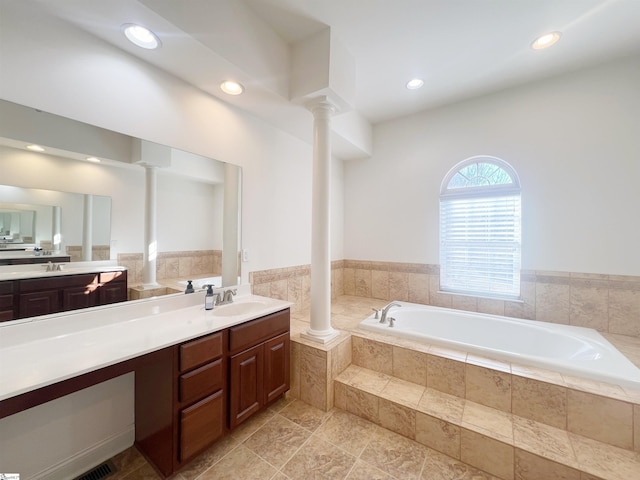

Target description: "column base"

left=301, top=327, right=340, bottom=345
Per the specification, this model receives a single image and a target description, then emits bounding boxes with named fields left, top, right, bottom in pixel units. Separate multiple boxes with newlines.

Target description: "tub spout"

left=380, top=302, right=401, bottom=323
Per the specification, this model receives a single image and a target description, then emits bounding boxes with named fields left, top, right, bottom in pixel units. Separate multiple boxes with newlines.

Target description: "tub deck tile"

left=335, top=364, right=640, bottom=480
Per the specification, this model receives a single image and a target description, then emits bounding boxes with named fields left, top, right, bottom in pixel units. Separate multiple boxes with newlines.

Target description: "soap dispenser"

left=205, top=285, right=215, bottom=310
left=185, top=280, right=195, bottom=294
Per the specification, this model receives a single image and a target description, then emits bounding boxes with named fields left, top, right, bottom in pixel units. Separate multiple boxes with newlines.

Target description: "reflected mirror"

left=0, top=188, right=111, bottom=260
left=0, top=99, right=241, bottom=290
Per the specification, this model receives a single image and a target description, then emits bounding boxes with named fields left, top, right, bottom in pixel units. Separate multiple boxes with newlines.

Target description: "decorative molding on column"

left=303, top=95, right=339, bottom=345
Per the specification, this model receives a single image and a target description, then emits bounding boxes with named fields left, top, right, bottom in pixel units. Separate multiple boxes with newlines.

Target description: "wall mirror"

left=0, top=99, right=241, bottom=288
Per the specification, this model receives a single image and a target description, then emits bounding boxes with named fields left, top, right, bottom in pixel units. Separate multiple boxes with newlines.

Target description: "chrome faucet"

left=379, top=302, right=401, bottom=323
left=220, top=288, right=237, bottom=305
left=45, top=261, right=59, bottom=272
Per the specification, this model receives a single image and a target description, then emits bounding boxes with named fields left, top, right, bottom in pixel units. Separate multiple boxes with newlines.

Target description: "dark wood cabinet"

left=18, top=289, right=59, bottom=317
left=136, top=330, right=227, bottom=477
left=0, top=281, right=15, bottom=321
left=135, top=307, right=290, bottom=478
left=179, top=390, right=224, bottom=462
left=98, top=271, right=128, bottom=305
left=1, top=270, right=127, bottom=321
left=229, top=343, right=264, bottom=428
left=228, top=309, right=290, bottom=429
left=264, top=332, right=290, bottom=404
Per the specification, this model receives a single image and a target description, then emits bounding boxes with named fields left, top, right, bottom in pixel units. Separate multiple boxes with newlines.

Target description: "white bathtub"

left=359, top=301, right=640, bottom=390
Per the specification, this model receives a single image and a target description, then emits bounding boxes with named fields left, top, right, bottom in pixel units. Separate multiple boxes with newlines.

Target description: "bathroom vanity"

left=0, top=290, right=291, bottom=478
left=0, top=265, right=128, bottom=321
left=136, top=307, right=290, bottom=475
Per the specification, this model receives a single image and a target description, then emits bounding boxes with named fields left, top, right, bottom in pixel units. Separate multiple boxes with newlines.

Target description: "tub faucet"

left=380, top=302, right=401, bottom=323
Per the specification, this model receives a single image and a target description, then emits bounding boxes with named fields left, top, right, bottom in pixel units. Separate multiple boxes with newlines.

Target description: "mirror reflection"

left=0, top=189, right=111, bottom=261
left=0, top=100, right=242, bottom=304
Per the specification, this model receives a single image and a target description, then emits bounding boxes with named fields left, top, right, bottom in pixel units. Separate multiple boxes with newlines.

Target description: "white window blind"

left=439, top=157, right=521, bottom=299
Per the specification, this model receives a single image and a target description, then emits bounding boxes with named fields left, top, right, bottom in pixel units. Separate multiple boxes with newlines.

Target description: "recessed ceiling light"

left=220, top=81, right=244, bottom=95
left=406, top=78, right=424, bottom=90
left=532, top=31, right=561, bottom=50
left=123, top=24, right=161, bottom=50
left=86, top=157, right=101, bottom=163
left=26, top=144, right=45, bottom=152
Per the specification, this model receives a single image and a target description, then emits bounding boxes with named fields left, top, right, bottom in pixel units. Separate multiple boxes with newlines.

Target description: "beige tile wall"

left=66, top=245, right=111, bottom=262
left=250, top=261, right=344, bottom=313
left=250, top=260, right=639, bottom=337
left=117, top=249, right=221, bottom=284
left=340, top=261, right=640, bottom=337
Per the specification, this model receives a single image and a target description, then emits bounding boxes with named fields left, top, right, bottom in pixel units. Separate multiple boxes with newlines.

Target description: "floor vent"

left=73, top=460, right=117, bottom=480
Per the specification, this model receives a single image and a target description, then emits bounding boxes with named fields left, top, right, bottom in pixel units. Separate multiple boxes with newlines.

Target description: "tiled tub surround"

left=117, top=250, right=221, bottom=285
left=250, top=261, right=640, bottom=338
left=341, top=261, right=640, bottom=338
left=291, top=296, right=640, bottom=480
left=250, top=260, right=345, bottom=312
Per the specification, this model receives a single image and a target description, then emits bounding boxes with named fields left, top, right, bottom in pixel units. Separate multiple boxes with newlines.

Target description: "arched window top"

left=441, top=156, right=520, bottom=195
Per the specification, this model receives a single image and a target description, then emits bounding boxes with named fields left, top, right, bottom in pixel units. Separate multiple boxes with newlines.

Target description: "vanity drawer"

left=179, top=390, right=224, bottom=462
left=179, top=359, right=223, bottom=404
left=179, top=332, right=223, bottom=372
left=229, top=309, right=290, bottom=354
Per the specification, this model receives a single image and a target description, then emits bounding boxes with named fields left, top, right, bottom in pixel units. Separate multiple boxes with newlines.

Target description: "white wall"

left=0, top=1, right=337, bottom=274
left=345, top=55, right=640, bottom=276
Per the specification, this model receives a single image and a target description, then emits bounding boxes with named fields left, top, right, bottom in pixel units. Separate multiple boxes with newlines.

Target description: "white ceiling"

left=11, top=0, right=640, bottom=154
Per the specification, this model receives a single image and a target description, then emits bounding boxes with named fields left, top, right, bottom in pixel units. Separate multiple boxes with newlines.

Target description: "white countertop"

left=0, top=289, right=292, bottom=401
left=0, top=261, right=127, bottom=282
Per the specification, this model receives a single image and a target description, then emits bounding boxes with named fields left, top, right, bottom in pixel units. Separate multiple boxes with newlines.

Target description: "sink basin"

left=212, top=301, right=269, bottom=317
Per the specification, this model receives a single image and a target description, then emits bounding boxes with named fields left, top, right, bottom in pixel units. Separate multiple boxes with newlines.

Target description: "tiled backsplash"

left=117, top=250, right=221, bottom=284
left=250, top=260, right=640, bottom=337
left=66, top=245, right=111, bottom=262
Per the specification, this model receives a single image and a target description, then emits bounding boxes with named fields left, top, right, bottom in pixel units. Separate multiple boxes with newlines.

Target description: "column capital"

left=305, top=95, right=337, bottom=117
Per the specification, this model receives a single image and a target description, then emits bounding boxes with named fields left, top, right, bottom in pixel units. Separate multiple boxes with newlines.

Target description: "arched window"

left=439, top=156, right=521, bottom=298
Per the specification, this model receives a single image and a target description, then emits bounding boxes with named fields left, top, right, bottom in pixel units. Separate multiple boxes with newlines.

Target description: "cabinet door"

left=99, top=271, right=128, bottom=305
left=19, top=290, right=59, bottom=317
left=229, top=344, right=263, bottom=429
left=62, top=285, right=97, bottom=311
left=263, top=333, right=290, bottom=405
left=0, top=282, right=14, bottom=321
left=180, top=390, right=224, bottom=463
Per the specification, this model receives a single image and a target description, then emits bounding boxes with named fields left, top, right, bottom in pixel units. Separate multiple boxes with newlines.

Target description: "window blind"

left=439, top=193, right=521, bottom=298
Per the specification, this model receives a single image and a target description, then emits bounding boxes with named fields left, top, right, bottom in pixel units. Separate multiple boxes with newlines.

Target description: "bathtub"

left=359, top=301, right=640, bottom=390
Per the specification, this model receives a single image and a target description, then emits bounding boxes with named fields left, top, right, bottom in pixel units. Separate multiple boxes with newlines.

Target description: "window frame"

left=439, top=156, right=522, bottom=300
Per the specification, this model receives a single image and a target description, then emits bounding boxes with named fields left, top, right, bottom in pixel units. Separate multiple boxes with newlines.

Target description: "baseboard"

left=30, top=425, right=134, bottom=480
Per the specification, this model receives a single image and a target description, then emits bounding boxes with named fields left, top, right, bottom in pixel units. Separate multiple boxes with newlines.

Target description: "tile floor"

left=108, top=396, right=501, bottom=480
left=105, top=295, right=640, bottom=480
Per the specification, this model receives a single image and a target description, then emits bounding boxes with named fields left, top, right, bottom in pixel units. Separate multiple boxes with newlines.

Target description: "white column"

left=143, top=165, right=159, bottom=287
left=301, top=98, right=339, bottom=344
left=52, top=206, right=61, bottom=253
left=222, top=163, right=241, bottom=287
left=82, top=194, right=93, bottom=261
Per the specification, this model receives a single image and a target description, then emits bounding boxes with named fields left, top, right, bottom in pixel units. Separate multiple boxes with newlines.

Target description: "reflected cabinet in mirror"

left=0, top=99, right=242, bottom=293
